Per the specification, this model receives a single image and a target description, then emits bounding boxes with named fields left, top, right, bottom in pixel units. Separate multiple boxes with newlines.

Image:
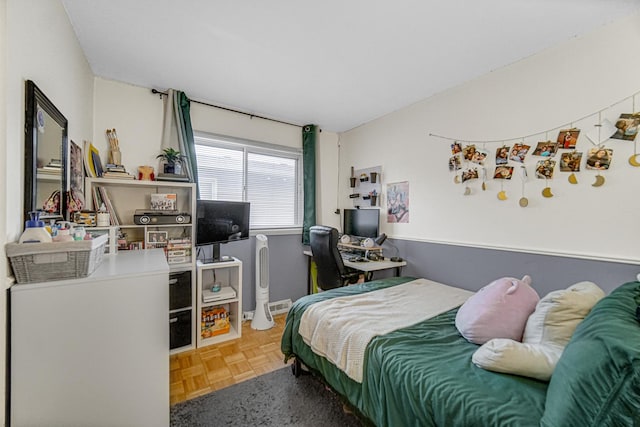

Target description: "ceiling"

left=62, top=1, right=640, bottom=133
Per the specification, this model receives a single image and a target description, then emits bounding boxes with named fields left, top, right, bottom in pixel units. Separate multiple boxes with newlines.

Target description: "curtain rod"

left=151, top=88, right=303, bottom=128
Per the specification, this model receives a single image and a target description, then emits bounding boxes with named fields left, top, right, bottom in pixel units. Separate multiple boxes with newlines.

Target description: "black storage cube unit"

left=169, top=270, right=192, bottom=311
left=170, top=309, right=192, bottom=349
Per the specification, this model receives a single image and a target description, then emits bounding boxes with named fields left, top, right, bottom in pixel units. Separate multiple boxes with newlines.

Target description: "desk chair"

left=309, top=225, right=361, bottom=291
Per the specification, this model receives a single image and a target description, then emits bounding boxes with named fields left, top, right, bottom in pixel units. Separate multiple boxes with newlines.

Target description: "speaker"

left=133, top=212, right=191, bottom=225
left=362, top=237, right=375, bottom=248
left=340, top=234, right=351, bottom=244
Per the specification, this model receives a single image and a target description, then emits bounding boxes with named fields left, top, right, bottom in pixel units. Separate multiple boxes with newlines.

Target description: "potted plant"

left=156, top=147, right=184, bottom=175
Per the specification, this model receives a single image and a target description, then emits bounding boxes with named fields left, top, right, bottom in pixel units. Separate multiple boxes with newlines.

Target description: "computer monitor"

left=343, top=208, right=379, bottom=239
left=196, top=199, right=250, bottom=262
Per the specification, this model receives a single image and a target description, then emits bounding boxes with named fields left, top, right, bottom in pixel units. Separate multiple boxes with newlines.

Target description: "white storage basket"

left=6, top=234, right=108, bottom=284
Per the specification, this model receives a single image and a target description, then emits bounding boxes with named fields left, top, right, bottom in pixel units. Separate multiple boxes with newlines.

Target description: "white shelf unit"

left=85, top=178, right=197, bottom=353
left=196, top=258, right=243, bottom=347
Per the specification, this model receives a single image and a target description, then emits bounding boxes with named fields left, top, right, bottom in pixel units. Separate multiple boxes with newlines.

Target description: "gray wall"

left=197, top=234, right=309, bottom=313
left=390, top=238, right=639, bottom=297
left=199, top=234, right=639, bottom=314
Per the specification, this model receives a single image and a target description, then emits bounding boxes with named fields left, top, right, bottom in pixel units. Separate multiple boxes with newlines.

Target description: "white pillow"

left=470, top=339, right=560, bottom=381
left=472, top=281, right=605, bottom=381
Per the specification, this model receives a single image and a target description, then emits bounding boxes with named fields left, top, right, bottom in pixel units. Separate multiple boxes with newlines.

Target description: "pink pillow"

left=455, top=275, right=539, bottom=345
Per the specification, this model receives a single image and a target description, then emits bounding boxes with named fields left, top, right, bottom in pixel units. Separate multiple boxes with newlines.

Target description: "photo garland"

left=439, top=91, right=640, bottom=205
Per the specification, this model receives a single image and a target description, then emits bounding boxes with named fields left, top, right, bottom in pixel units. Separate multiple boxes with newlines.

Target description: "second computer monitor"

left=343, top=208, right=379, bottom=239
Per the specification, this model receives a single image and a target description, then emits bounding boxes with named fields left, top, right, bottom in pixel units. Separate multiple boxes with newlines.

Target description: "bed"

left=281, top=276, right=640, bottom=427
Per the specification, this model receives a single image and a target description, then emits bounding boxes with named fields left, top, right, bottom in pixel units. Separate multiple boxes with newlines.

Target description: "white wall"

left=93, top=78, right=341, bottom=226
left=92, top=78, right=164, bottom=171
left=316, top=131, right=342, bottom=229
left=4, top=1, right=94, bottom=424
left=7, top=0, right=94, bottom=241
left=338, top=12, right=640, bottom=264
left=93, top=78, right=307, bottom=167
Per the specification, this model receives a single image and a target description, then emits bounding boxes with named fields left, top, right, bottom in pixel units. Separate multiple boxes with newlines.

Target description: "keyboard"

left=342, top=253, right=369, bottom=262
left=340, top=252, right=353, bottom=260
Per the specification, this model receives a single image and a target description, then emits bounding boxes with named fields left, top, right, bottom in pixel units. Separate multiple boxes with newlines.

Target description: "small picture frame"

left=146, top=230, right=168, bottom=248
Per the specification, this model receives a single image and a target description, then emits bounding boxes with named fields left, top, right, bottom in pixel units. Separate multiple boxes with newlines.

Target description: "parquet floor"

left=170, top=313, right=290, bottom=405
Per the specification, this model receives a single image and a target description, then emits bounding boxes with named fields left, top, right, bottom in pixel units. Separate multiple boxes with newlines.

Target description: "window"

left=194, top=133, right=303, bottom=230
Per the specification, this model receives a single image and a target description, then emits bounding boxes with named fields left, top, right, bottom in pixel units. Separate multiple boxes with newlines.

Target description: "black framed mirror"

left=24, top=80, right=68, bottom=224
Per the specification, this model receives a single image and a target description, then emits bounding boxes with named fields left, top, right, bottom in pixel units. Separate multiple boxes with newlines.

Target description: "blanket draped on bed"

left=298, top=278, right=473, bottom=382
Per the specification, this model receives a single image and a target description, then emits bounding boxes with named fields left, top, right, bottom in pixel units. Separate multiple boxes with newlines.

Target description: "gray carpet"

left=170, top=366, right=364, bottom=426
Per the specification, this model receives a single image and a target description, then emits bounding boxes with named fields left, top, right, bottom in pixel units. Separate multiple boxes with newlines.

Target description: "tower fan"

left=252, top=234, right=274, bottom=330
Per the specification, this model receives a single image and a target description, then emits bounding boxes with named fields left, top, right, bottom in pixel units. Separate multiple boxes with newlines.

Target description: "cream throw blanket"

left=298, top=278, right=473, bottom=383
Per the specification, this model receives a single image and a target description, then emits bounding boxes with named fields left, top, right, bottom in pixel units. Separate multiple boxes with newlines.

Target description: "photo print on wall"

left=611, top=113, right=640, bottom=141
left=509, top=143, right=530, bottom=163
left=559, top=152, right=583, bottom=172
left=470, top=147, right=489, bottom=165
left=557, top=128, right=581, bottom=149
left=532, top=141, right=558, bottom=157
left=493, top=166, right=514, bottom=179
left=585, top=147, right=613, bottom=170
left=495, top=145, right=510, bottom=165
left=448, top=154, right=462, bottom=171
left=535, top=159, right=556, bottom=179
left=461, top=168, right=479, bottom=182
left=462, top=144, right=477, bottom=162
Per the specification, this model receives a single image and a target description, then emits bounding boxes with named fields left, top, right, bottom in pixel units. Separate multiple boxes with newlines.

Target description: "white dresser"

left=10, top=249, right=169, bottom=427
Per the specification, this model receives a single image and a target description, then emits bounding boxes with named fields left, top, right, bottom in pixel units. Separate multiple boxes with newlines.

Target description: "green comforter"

left=282, top=277, right=548, bottom=426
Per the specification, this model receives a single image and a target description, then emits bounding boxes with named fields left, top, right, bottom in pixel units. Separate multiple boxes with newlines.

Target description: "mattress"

left=281, top=276, right=548, bottom=427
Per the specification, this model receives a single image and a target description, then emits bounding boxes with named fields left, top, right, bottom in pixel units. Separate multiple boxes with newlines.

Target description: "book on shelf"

left=105, top=163, right=127, bottom=172
left=83, top=141, right=103, bottom=178
left=92, top=186, right=104, bottom=211
left=102, top=171, right=135, bottom=179
left=92, top=151, right=104, bottom=177
left=96, top=186, right=121, bottom=226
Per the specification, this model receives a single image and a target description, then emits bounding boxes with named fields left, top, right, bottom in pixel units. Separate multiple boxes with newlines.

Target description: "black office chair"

left=309, top=225, right=361, bottom=291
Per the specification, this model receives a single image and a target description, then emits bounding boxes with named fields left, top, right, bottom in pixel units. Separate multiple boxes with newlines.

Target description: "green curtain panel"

left=302, top=125, right=317, bottom=245
left=160, top=89, right=200, bottom=198
left=176, top=91, right=200, bottom=199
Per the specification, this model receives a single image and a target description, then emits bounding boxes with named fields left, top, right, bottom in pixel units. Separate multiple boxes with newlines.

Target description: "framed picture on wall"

left=387, top=181, right=409, bottom=223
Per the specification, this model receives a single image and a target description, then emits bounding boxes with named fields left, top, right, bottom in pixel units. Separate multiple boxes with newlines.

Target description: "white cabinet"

left=196, top=259, right=243, bottom=347
left=10, top=250, right=170, bottom=427
left=85, top=178, right=197, bottom=353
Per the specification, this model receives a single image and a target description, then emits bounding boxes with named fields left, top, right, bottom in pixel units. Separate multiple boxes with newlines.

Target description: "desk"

left=303, top=249, right=407, bottom=294
left=344, top=257, right=407, bottom=280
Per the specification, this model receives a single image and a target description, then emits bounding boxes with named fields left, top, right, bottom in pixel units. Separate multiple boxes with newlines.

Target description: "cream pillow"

left=472, top=281, right=605, bottom=381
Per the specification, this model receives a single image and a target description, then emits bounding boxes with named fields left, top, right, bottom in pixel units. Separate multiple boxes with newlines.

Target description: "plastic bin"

left=6, top=234, right=108, bottom=284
